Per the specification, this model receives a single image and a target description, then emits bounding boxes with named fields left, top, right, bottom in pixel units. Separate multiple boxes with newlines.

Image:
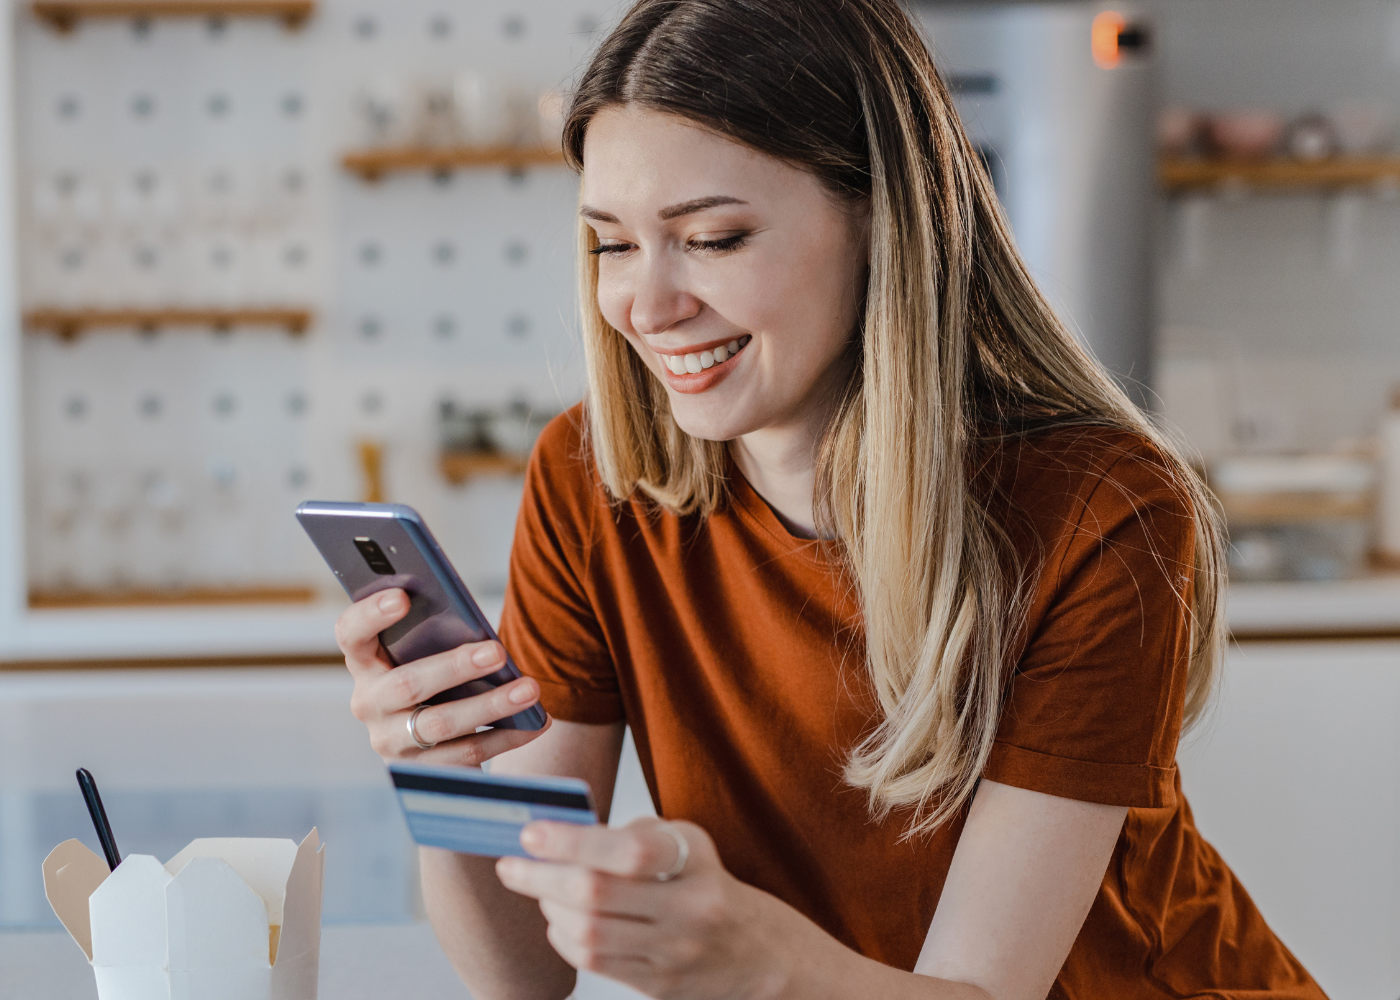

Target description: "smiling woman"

left=577, top=107, right=868, bottom=479
left=329, top=2, right=1327, bottom=1000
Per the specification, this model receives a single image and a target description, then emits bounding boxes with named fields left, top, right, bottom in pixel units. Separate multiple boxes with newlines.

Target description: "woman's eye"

left=688, top=233, right=748, bottom=254
left=589, top=242, right=634, bottom=256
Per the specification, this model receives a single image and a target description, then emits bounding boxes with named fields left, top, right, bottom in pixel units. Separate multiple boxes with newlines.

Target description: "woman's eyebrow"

left=578, top=195, right=749, bottom=224
left=657, top=195, right=748, bottom=220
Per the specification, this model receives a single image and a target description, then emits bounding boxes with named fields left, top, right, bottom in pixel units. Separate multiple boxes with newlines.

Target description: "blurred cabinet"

left=1178, top=640, right=1400, bottom=999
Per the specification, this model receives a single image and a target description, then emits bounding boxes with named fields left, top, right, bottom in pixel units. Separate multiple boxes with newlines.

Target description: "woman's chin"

left=668, top=400, right=760, bottom=444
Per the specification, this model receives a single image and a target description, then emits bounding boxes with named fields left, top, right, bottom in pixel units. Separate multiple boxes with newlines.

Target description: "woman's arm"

left=422, top=718, right=627, bottom=1000
left=913, top=779, right=1127, bottom=998
left=496, top=778, right=1126, bottom=1000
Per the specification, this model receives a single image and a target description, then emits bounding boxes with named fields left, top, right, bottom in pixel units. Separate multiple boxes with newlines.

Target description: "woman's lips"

left=658, top=336, right=751, bottom=394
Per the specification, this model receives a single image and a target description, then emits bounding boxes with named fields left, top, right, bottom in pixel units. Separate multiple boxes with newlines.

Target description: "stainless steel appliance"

left=919, top=3, right=1157, bottom=403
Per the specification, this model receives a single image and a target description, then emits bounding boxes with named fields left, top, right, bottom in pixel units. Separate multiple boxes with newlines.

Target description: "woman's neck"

left=729, top=425, right=823, bottom=539
left=727, top=345, right=855, bottom=540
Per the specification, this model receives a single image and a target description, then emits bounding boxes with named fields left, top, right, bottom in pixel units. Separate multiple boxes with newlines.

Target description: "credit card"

left=389, top=762, right=597, bottom=858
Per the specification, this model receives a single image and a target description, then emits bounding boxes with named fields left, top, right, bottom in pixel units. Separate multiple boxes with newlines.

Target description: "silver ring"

left=654, top=823, right=689, bottom=882
left=408, top=705, right=437, bottom=750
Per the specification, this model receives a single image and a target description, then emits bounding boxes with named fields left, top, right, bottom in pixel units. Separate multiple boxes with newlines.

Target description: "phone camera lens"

left=353, top=536, right=396, bottom=575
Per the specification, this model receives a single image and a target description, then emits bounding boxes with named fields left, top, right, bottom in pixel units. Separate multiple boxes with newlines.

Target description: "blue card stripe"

left=394, top=783, right=597, bottom=858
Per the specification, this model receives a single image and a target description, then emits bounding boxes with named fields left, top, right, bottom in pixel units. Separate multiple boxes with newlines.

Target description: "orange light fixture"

left=1092, top=10, right=1126, bottom=69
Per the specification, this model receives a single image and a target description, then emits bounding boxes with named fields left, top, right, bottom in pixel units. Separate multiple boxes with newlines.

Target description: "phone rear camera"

left=353, top=536, right=396, bottom=575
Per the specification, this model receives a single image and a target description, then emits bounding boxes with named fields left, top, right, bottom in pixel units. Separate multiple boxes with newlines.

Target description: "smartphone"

left=296, top=500, right=547, bottom=731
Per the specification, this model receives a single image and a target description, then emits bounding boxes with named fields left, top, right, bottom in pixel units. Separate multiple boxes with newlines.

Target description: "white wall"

left=0, top=0, right=600, bottom=660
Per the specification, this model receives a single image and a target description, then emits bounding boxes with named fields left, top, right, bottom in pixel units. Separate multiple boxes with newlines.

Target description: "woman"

left=335, top=2, right=1325, bottom=998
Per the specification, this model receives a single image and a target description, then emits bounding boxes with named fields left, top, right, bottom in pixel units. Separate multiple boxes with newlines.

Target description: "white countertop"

left=2, top=577, right=1397, bottom=663
left=1227, top=574, right=1400, bottom=637
left=0, top=923, right=645, bottom=1000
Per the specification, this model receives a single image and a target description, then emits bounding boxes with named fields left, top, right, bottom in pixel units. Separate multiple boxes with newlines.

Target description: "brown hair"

left=563, top=0, right=1226, bottom=834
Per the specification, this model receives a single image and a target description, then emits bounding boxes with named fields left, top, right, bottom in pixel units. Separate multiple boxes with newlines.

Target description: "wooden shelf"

left=2, top=651, right=343, bottom=670
left=439, top=451, right=529, bottom=485
left=1219, top=491, right=1373, bottom=526
left=33, top=1, right=315, bottom=32
left=24, top=306, right=313, bottom=339
left=1160, top=155, right=1400, bottom=193
left=343, top=145, right=566, bottom=181
left=29, top=584, right=319, bottom=609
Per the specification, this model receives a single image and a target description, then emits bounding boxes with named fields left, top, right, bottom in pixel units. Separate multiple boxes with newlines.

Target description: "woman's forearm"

left=757, top=892, right=992, bottom=1000
left=778, top=946, right=993, bottom=1000
left=419, top=846, right=576, bottom=1000
left=496, top=818, right=999, bottom=1000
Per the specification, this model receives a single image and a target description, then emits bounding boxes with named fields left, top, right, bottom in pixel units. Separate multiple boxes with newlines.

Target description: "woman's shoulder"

left=999, top=420, right=1176, bottom=473
left=978, top=422, right=1196, bottom=551
left=522, top=403, right=607, bottom=517
left=531, top=403, right=591, bottom=471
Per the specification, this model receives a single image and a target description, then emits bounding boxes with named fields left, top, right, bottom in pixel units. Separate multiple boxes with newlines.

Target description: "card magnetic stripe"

left=390, top=770, right=592, bottom=810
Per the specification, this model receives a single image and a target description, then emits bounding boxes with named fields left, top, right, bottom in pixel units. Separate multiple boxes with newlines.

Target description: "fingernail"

left=507, top=679, right=537, bottom=704
left=378, top=591, right=403, bottom=612
left=472, top=643, right=502, bottom=667
left=520, top=824, right=546, bottom=850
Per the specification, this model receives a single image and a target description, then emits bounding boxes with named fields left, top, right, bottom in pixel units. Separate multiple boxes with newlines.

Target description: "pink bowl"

left=1206, top=111, right=1285, bottom=160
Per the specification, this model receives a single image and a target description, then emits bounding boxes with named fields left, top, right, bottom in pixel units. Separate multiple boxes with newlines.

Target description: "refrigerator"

left=919, top=2, right=1158, bottom=404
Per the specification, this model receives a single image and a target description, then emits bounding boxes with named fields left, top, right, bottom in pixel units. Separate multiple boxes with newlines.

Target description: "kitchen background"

left=1, top=2, right=1398, bottom=999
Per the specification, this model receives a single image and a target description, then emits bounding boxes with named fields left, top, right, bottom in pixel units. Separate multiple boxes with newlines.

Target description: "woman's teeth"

left=665, top=336, right=751, bottom=376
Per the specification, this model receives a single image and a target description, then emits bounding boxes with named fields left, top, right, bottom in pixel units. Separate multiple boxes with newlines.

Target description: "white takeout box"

left=42, top=829, right=325, bottom=1000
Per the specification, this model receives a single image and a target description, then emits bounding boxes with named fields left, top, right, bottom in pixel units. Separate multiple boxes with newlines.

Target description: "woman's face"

left=580, top=105, right=868, bottom=442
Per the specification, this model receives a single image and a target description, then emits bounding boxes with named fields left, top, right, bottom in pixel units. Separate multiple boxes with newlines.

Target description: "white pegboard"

left=3, top=0, right=606, bottom=658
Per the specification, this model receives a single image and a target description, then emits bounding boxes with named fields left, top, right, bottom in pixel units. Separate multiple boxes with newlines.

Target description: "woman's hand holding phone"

left=336, top=588, right=550, bottom=765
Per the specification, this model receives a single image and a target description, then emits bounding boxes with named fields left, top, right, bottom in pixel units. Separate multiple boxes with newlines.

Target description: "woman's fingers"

left=542, top=902, right=655, bottom=977
left=409, top=724, right=548, bottom=768
left=399, top=677, right=541, bottom=748
left=367, top=638, right=511, bottom=715
left=521, top=817, right=694, bottom=881
left=335, top=589, right=410, bottom=675
left=338, top=589, right=551, bottom=768
left=497, top=857, right=658, bottom=918
left=539, top=898, right=655, bottom=962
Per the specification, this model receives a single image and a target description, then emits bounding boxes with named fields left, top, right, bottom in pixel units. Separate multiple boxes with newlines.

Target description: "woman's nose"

left=628, top=259, right=701, bottom=336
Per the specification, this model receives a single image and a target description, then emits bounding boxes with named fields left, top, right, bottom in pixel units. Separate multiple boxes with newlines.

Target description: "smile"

left=660, top=335, right=752, bottom=376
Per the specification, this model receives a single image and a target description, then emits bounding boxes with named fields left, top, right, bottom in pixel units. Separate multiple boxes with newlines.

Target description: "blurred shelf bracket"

left=32, top=0, right=316, bottom=32
left=1160, top=155, right=1400, bottom=195
left=357, top=440, right=385, bottom=504
left=24, top=306, right=314, bottom=340
left=28, top=585, right=319, bottom=609
left=341, top=145, right=566, bottom=182
left=438, top=451, right=529, bottom=486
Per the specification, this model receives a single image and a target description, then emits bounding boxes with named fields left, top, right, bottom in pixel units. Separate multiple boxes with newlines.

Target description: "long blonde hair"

left=563, top=0, right=1226, bottom=834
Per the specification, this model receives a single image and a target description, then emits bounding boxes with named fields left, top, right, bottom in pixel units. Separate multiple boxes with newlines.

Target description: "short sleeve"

left=496, top=413, right=626, bottom=725
left=983, top=444, right=1197, bottom=809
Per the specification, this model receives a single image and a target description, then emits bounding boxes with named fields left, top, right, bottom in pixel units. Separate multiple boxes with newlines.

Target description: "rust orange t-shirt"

left=498, top=409, right=1325, bottom=999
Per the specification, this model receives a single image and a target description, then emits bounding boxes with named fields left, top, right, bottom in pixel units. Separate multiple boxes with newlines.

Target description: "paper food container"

left=42, top=829, right=325, bottom=1000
